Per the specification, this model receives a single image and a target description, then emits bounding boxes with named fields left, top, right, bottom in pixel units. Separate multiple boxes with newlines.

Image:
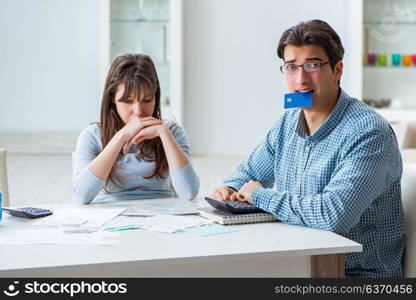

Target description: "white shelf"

left=364, top=21, right=416, bottom=26
left=364, top=66, right=416, bottom=70
left=111, top=19, right=169, bottom=23
left=361, top=0, right=416, bottom=120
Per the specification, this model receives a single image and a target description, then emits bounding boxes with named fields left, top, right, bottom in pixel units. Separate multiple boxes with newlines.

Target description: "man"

left=212, top=20, right=405, bottom=277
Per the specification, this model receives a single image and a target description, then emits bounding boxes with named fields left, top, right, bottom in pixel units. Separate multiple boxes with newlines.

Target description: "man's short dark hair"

left=277, top=19, right=344, bottom=70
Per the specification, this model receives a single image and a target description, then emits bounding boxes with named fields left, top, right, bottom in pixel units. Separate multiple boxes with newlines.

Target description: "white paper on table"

left=102, top=215, right=148, bottom=230
left=32, top=208, right=125, bottom=230
left=0, top=229, right=121, bottom=246
left=140, top=215, right=214, bottom=233
left=121, top=206, right=155, bottom=216
left=122, top=200, right=199, bottom=216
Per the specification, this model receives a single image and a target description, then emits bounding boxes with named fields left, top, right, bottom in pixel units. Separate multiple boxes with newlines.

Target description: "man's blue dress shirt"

left=224, top=89, right=406, bottom=277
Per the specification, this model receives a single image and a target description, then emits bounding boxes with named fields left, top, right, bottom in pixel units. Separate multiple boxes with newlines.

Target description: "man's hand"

left=236, top=180, right=263, bottom=204
left=211, top=186, right=238, bottom=201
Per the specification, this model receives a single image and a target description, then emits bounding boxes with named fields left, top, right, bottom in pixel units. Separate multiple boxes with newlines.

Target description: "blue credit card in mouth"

left=284, top=91, right=313, bottom=109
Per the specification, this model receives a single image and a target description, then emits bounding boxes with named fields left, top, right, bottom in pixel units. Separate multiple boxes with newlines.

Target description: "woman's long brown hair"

left=100, top=54, right=168, bottom=186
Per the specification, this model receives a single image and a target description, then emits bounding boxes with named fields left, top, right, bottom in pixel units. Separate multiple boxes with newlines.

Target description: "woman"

left=72, top=54, right=199, bottom=204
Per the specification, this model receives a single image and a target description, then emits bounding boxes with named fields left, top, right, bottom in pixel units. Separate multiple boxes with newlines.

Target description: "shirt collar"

left=296, top=88, right=350, bottom=143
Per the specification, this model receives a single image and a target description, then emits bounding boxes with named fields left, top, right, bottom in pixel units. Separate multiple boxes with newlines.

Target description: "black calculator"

left=2, top=207, right=53, bottom=219
left=204, top=197, right=264, bottom=214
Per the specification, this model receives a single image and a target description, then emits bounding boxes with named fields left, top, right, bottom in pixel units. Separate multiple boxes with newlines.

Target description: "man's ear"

left=334, top=61, right=343, bottom=82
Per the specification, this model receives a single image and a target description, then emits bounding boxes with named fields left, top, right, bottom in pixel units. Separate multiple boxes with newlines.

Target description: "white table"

left=0, top=198, right=362, bottom=278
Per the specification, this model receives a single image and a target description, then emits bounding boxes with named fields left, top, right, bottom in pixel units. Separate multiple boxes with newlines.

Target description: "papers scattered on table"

left=121, top=206, right=155, bottom=217
left=32, top=208, right=125, bottom=231
left=102, top=215, right=143, bottom=231
left=103, top=214, right=213, bottom=233
left=182, top=224, right=239, bottom=237
left=140, top=215, right=214, bottom=233
left=1, top=201, right=219, bottom=245
left=121, top=200, right=199, bottom=217
left=0, top=229, right=121, bottom=246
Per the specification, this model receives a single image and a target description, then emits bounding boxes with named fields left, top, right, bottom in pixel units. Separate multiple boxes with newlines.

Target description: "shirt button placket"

left=299, top=141, right=312, bottom=194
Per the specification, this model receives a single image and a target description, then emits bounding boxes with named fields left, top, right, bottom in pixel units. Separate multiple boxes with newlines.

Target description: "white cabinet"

left=362, top=0, right=416, bottom=115
left=98, top=0, right=184, bottom=124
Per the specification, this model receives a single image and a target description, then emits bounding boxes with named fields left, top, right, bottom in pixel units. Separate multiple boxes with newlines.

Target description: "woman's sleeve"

left=71, top=126, right=106, bottom=204
left=168, top=122, right=200, bottom=199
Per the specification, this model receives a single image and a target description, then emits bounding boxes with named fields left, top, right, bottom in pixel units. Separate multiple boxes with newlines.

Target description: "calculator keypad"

left=21, top=207, right=50, bottom=214
left=225, top=201, right=264, bottom=213
left=228, top=202, right=254, bottom=209
left=6, top=207, right=53, bottom=218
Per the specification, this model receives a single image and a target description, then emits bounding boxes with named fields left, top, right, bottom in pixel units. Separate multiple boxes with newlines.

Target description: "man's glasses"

left=280, top=61, right=330, bottom=74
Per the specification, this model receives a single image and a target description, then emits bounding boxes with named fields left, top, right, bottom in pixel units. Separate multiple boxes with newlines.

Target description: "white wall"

left=184, top=0, right=361, bottom=155
left=0, top=0, right=362, bottom=155
left=0, top=0, right=101, bottom=132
